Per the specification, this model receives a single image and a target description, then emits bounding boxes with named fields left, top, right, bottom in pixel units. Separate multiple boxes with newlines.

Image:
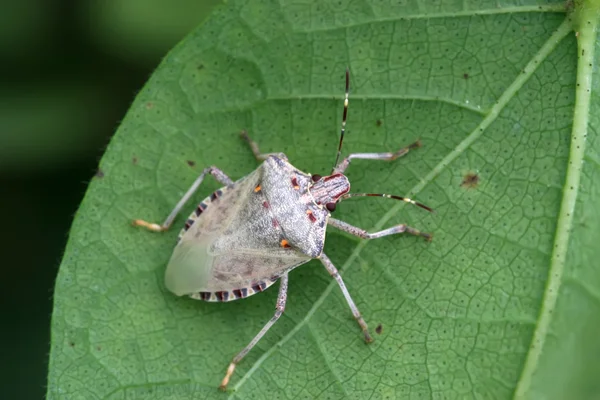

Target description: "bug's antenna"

left=332, top=68, right=350, bottom=174
left=339, top=193, right=434, bottom=213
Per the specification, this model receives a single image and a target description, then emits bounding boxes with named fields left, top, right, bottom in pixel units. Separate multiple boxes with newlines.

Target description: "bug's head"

left=309, top=173, right=349, bottom=212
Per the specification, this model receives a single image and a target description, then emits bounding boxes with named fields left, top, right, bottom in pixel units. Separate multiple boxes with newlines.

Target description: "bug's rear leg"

left=328, top=217, right=432, bottom=241
left=219, top=273, right=289, bottom=391
left=240, top=130, right=287, bottom=162
left=333, top=140, right=421, bottom=174
left=319, top=253, right=373, bottom=343
left=132, top=166, right=233, bottom=232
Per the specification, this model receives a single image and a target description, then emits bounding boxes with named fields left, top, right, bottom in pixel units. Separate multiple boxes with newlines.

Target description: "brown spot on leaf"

left=463, top=73, right=469, bottom=79
left=132, top=157, right=138, bottom=164
left=375, top=324, right=383, bottom=335
left=187, top=160, right=196, bottom=167
left=376, top=119, right=382, bottom=127
left=461, top=172, right=480, bottom=189
left=95, top=169, right=104, bottom=178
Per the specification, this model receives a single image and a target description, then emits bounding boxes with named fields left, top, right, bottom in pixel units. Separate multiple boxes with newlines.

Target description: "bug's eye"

left=325, top=202, right=336, bottom=212
left=311, top=174, right=322, bottom=182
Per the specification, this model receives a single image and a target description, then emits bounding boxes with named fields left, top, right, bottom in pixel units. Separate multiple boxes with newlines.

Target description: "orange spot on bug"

left=254, top=185, right=261, bottom=192
left=280, top=239, right=291, bottom=248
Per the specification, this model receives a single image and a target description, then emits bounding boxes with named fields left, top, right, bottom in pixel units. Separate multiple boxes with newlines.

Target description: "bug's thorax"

left=309, top=173, right=350, bottom=209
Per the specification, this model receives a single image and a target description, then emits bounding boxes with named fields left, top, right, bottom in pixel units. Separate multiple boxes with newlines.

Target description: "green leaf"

left=47, top=1, right=600, bottom=399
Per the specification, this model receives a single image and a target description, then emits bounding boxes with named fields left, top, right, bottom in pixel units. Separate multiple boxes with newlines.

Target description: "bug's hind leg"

left=240, top=130, right=287, bottom=162
left=319, top=253, right=373, bottom=343
left=132, top=166, right=233, bottom=232
left=333, top=140, right=421, bottom=174
left=328, top=217, right=432, bottom=241
left=220, top=273, right=289, bottom=391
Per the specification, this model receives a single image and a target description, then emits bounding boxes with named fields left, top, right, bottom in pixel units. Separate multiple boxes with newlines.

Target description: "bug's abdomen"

left=190, top=253, right=309, bottom=302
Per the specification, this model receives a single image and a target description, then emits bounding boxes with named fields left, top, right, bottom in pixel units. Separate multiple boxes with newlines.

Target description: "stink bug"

left=132, top=69, right=433, bottom=390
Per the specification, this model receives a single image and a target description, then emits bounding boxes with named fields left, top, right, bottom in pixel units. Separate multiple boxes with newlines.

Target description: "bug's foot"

left=403, top=225, right=433, bottom=242
left=132, top=219, right=167, bottom=232
left=409, top=139, right=422, bottom=149
left=239, top=130, right=252, bottom=143
left=421, top=232, right=433, bottom=242
left=219, top=362, right=237, bottom=391
left=364, top=331, right=374, bottom=344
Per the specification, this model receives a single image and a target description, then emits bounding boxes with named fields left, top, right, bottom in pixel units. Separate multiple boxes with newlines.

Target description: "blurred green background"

left=0, top=1, right=221, bottom=398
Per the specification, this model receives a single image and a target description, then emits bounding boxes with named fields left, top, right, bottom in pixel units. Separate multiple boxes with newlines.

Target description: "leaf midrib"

left=514, top=7, right=597, bottom=398
left=230, top=16, right=573, bottom=396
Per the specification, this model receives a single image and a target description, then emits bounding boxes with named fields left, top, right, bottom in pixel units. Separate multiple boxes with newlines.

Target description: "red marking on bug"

left=272, top=219, right=279, bottom=228
left=280, top=239, right=291, bottom=248
left=263, top=201, right=270, bottom=208
left=306, top=209, right=317, bottom=222
left=200, top=292, right=211, bottom=301
left=215, top=291, right=229, bottom=301
left=254, top=185, right=261, bottom=192
left=291, top=177, right=299, bottom=190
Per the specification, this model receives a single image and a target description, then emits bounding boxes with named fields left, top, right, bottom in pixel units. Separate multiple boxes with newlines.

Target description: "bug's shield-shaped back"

left=165, top=156, right=328, bottom=297
left=261, top=156, right=329, bottom=256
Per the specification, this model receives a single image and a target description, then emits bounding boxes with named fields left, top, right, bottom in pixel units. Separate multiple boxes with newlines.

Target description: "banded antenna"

left=332, top=68, right=350, bottom=173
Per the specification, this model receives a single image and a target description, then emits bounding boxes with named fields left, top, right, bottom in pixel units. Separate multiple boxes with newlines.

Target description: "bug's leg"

left=333, top=140, right=422, bottom=174
left=132, top=166, right=234, bottom=232
left=328, top=217, right=432, bottom=241
left=240, top=130, right=287, bottom=162
left=319, top=253, right=373, bottom=343
left=219, top=273, right=289, bottom=391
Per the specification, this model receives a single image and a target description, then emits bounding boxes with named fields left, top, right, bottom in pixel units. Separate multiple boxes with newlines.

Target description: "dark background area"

left=0, top=1, right=221, bottom=398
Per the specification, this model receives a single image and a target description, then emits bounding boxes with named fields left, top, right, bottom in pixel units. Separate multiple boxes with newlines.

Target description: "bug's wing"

left=166, top=237, right=310, bottom=295
left=166, top=163, right=312, bottom=296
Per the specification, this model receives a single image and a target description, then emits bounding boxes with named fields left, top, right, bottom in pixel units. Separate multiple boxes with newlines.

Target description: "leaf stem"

left=513, top=5, right=598, bottom=399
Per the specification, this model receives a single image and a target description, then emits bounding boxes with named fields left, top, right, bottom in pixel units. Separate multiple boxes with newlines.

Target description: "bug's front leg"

left=240, top=130, right=287, bottom=162
left=319, top=253, right=373, bottom=343
left=333, top=140, right=422, bottom=174
left=327, top=217, right=432, bottom=241
left=219, top=273, right=289, bottom=391
left=132, top=166, right=233, bottom=232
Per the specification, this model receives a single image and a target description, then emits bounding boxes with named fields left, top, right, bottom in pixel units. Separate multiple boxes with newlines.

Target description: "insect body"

left=133, top=70, right=433, bottom=390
